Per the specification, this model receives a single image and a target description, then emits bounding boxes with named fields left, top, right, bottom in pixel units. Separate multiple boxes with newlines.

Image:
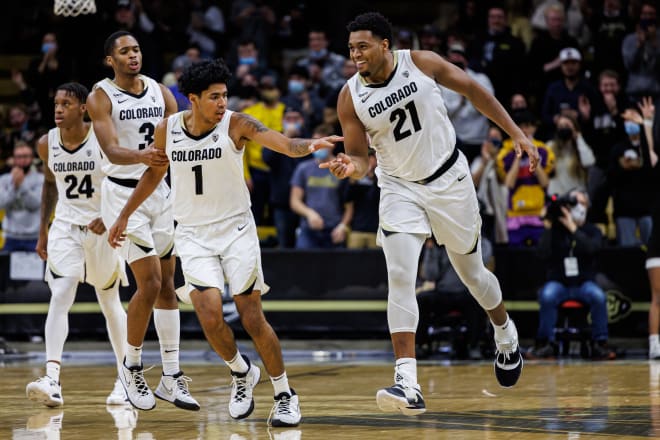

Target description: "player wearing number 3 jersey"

left=86, top=31, right=199, bottom=412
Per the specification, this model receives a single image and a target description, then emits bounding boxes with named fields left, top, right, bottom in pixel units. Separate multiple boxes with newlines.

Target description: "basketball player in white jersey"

left=106, top=59, right=342, bottom=427
left=26, top=82, right=128, bottom=408
left=324, top=12, right=540, bottom=415
left=86, top=31, right=199, bottom=411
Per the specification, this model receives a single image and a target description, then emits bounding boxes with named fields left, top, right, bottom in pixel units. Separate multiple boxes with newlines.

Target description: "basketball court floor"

left=1, top=340, right=659, bottom=439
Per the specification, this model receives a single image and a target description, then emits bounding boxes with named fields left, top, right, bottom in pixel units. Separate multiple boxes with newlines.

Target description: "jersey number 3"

left=390, top=101, right=421, bottom=142
left=64, top=174, right=95, bottom=199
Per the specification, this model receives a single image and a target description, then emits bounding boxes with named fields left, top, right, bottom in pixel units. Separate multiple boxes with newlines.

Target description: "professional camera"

left=545, top=193, right=578, bottom=220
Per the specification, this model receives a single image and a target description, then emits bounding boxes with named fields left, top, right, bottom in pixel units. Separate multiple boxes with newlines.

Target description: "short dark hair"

left=347, top=12, right=393, bottom=45
left=104, top=30, right=135, bottom=56
left=56, top=82, right=89, bottom=104
left=179, top=59, right=232, bottom=96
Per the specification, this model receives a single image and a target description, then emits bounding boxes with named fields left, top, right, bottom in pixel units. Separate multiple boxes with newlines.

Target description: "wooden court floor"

left=2, top=347, right=660, bottom=439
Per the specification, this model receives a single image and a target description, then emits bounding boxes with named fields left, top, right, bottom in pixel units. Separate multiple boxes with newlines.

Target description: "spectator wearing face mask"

left=295, top=29, right=346, bottom=98
left=242, top=75, right=285, bottom=225
left=281, top=65, right=325, bottom=131
left=289, top=124, right=352, bottom=249
left=0, top=142, right=44, bottom=251
left=546, top=114, right=595, bottom=196
left=608, top=104, right=655, bottom=246
left=262, top=107, right=307, bottom=248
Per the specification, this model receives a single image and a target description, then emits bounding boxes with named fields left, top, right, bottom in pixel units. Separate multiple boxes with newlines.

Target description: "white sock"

left=46, top=361, right=61, bottom=383
left=225, top=350, right=249, bottom=374
left=95, top=284, right=127, bottom=376
left=44, top=277, right=78, bottom=363
left=492, top=314, right=517, bottom=343
left=271, top=372, right=291, bottom=396
left=395, top=357, right=417, bottom=385
left=126, top=343, right=142, bottom=368
left=650, top=334, right=660, bottom=346
left=154, top=308, right=181, bottom=375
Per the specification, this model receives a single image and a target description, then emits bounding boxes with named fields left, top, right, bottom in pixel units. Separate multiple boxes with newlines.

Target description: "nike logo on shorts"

left=457, top=174, right=467, bottom=181
left=238, top=223, right=248, bottom=231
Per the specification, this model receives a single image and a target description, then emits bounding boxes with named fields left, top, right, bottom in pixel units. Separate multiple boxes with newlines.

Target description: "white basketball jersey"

left=47, top=126, right=104, bottom=225
left=165, top=110, right=250, bottom=226
left=347, top=50, right=456, bottom=181
left=94, top=75, right=165, bottom=179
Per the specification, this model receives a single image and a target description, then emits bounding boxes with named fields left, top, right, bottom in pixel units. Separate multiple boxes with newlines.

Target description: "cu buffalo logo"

left=605, top=289, right=632, bottom=323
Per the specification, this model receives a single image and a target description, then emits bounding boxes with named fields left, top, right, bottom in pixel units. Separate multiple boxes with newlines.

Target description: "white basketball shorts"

left=376, top=152, right=481, bottom=255
left=175, top=210, right=269, bottom=304
left=101, top=177, right=174, bottom=264
left=46, top=217, right=128, bottom=289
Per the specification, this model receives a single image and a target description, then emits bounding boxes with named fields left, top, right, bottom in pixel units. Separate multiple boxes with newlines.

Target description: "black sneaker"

left=376, top=383, right=426, bottom=416
left=591, top=341, right=616, bottom=361
left=494, top=341, right=523, bottom=387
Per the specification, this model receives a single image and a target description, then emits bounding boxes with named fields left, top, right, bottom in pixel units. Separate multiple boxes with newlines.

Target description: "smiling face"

left=53, top=90, right=85, bottom=128
left=190, top=83, right=228, bottom=125
left=348, top=30, right=390, bottom=80
left=106, top=35, right=142, bottom=76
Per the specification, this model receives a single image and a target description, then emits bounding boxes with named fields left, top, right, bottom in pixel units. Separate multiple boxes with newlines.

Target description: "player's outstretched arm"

left=229, top=112, right=343, bottom=158
left=87, top=87, right=169, bottom=167
left=108, top=119, right=169, bottom=248
left=35, top=134, right=57, bottom=260
left=412, top=50, right=540, bottom=172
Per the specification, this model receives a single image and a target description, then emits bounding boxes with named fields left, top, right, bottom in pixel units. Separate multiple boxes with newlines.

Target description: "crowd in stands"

left=0, top=0, right=658, bottom=360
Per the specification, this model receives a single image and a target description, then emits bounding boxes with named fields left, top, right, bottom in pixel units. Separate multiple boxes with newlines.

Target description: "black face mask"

left=557, top=128, right=573, bottom=141
left=22, top=165, right=31, bottom=174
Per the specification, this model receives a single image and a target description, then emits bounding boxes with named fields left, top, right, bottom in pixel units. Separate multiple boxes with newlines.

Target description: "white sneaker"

left=268, top=429, right=302, bottom=440
left=107, top=378, right=129, bottom=405
left=650, top=340, right=660, bottom=360
left=229, top=356, right=261, bottom=419
left=26, top=376, right=63, bottom=407
left=268, top=389, right=302, bottom=427
left=119, top=362, right=156, bottom=411
left=154, top=371, right=200, bottom=411
left=106, top=404, right=138, bottom=430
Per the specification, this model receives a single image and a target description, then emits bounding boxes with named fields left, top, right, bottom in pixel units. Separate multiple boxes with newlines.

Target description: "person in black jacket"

left=530, top=189, right=615, bottom=360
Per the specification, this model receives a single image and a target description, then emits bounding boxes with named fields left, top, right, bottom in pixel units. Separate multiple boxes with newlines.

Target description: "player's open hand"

left=87, top=217, right=106, bottom=235
left=308, top=135, right=344, bottom=153
left=319, top=153, right=355, bottom=179
left=139, top=146, right=169, bottom=167
left=108, top=216, right=128, bottom=248
left=514, top=136, right=540, bottom=172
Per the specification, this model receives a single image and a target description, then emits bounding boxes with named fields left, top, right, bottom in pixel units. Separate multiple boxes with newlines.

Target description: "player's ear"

left=104, top=55, right=112, bottom=67
left=382, top=38, right=390, bottom=51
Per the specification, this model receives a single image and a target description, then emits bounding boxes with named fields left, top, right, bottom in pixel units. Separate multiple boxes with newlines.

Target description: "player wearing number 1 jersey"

left=107, top=59, right=342, bottom=427
left=324, top=12, right=541, bottom=415
left=27, top=82, right=128, bottom=408
left=86, top=31, right=199, bottom=412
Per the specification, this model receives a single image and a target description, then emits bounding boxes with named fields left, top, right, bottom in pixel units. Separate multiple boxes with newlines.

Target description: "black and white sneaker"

left=494, top=340, right=523, bottom=387
left=268, top=389, right=302, bottom=427
left=376, top=383, right=426, bottom=416
left=229, top=356, right=261, bottom=419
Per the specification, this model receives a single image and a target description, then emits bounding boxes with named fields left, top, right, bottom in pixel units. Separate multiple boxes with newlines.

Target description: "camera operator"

left=529, top=189, right=616, bottom=360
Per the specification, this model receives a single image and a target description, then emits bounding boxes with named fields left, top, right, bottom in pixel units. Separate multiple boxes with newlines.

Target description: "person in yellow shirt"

left=242, top=75, right=285, bottom=225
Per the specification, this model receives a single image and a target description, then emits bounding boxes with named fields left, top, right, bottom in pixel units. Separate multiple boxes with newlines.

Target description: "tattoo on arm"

left=40, top=181, right=58, bottom=229
left=237, top=113, right=269, bottom=136
left=288, top=138, right=312, bottom=157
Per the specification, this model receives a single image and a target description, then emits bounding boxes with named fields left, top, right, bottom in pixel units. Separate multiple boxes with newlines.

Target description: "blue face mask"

left=624, top=121, right=641, bottom=136
left=283, top=121, right=303, bottom=133
left=41, top=42, right=56, bottom=53
left=312, top=149, right=329, bottom=160
left=309, top=48, right=327, bottom=60
left=239, top=57, right=256, bottom=66
left=288, top=80, right=305, bottom=94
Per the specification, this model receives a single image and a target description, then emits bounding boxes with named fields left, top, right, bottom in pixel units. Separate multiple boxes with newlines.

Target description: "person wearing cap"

left=441, top=41, right=495, bottom=163
left=496, top=109, right=555, bottom=246
left=541, top=47, right=598, bottom=140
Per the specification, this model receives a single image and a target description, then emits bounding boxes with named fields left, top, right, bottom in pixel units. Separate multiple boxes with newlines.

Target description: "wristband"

left=644, top=119, right=654, bottom=128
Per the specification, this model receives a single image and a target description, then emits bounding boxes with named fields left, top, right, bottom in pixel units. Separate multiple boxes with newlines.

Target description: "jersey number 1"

left=191, top=165, right=203, bottom=195
left=390, top=101, right=422, bottom=141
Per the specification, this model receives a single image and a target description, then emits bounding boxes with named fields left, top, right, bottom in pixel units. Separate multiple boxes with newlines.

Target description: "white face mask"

left=570, top=203, right=587, bottom=225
